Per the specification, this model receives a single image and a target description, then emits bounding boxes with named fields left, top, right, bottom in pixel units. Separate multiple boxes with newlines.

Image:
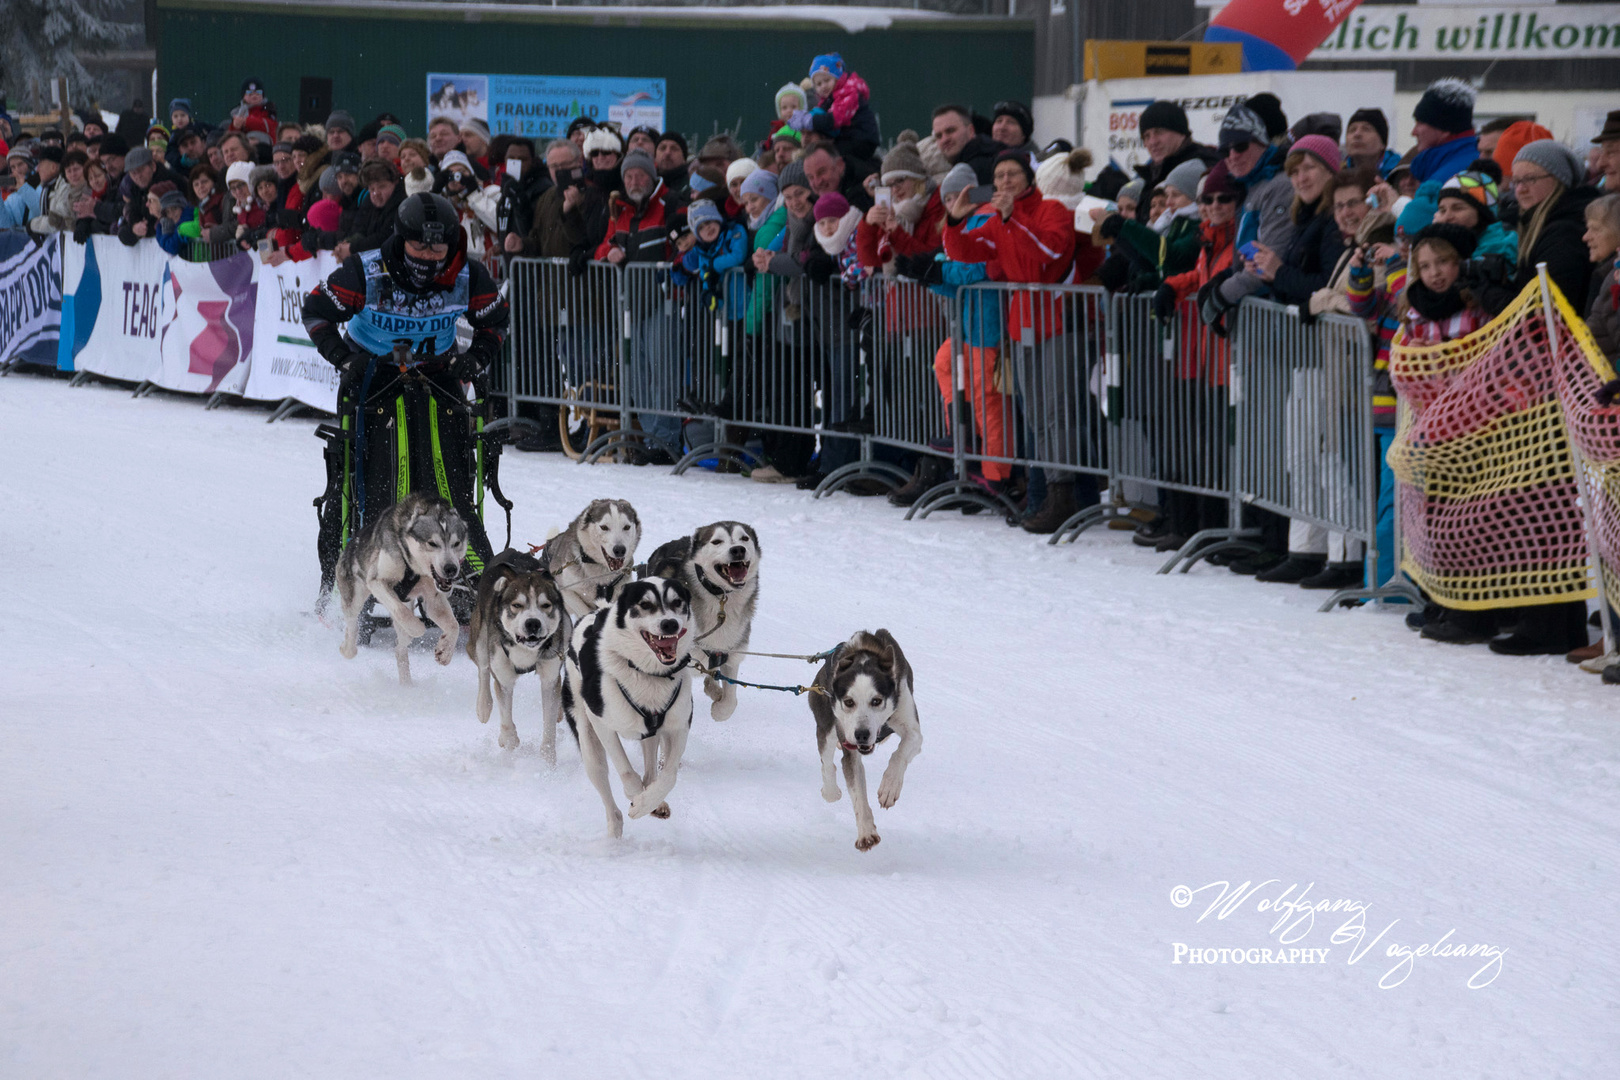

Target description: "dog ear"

left=869, top=629, right=899, bottom=672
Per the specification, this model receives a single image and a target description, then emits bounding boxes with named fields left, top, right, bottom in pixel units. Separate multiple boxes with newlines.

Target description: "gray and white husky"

left=466, top=550, right=571, bottom=761
left=562, top=578, right=695, bottom=838
left=643, top=521, right=760, bottom=721
left=336, top=493, right=469, bottom=685
left=808, top=630, right=922, bottom=851
left=543, top=499, right=641, bottom=618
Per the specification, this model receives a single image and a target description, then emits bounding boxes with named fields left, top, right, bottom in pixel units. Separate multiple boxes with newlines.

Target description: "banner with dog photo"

left=153, top=250, right=260, bottom=396
left=242, top=252, right=341, bottom=412
left=0, top=231, right=62, bottom=369
left=70, top=235, right=170, bottom=384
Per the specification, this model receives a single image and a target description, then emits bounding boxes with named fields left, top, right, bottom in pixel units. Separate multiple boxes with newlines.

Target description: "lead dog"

left=562, top=578, right=696, bottom=838
left=808, top=630, right=922, bottom=851
left=643, top=521, right=760, bottom=721
left=336, top=493, right=468, bottom=684
left=544, top=499, right=641, bottom=618
left=466, top=550, right=571, bottom=761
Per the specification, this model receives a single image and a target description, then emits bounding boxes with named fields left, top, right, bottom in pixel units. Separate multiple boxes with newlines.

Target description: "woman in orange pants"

left=932, top=338, right=1010, bottom=481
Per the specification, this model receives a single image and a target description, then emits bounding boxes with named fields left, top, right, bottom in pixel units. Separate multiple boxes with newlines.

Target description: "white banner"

left=0, top=233, right=61, bottom=367
left=1310, top=5, right=1620, bottom=60
left=242, top=252, right=341, bottom=412
left=154, top=250, right=260, bottom=396
left=74, top=235, right=168, bottom=383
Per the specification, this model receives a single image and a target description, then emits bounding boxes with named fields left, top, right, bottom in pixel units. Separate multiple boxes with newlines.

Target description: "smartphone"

left=505, top=158, right=522, bottom=182
left=257, top=238, right=273, bottom=257
left=874, top=186, right=892, bottom=210
left=1238, top=241, right=1262, bottom=262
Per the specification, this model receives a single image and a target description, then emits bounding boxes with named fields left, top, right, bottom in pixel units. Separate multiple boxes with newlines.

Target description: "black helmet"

left=395, top=192, right=459, bottom=247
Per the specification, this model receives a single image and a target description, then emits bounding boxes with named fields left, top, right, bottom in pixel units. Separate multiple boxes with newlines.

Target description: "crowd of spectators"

left=4, top=69, right=1619, bottom=666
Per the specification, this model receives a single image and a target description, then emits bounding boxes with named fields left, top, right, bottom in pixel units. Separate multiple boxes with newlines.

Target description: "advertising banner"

left=0, top=231, right=62, bottom=368
left=155, top=250, right=259, bottom=395
left=1209, top=0, right=1363, bottom=70
left=242, top=252, right=341, bottom=412
left=72, top=235, right=169, bottom=384
left=427, top=72, right=666, bottom=140
left=1308, top=4, right=1620, bottom=61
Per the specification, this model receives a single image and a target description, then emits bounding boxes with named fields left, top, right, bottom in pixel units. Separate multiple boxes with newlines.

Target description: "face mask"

left=402, top=250, right=443, bottom=289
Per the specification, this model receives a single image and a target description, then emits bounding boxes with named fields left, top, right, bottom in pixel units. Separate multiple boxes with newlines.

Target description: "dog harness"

left=613, top=657, right=691, bottom=740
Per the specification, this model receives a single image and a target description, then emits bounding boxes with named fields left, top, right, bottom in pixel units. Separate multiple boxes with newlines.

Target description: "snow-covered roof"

left=159, top=0, right=1022, bottom=33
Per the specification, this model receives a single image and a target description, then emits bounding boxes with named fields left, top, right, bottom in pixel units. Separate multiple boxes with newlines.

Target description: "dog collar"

left=692, top=563, right=729, bottom=599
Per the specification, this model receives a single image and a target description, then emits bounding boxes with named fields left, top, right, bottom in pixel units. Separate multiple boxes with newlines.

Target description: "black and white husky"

left=808, top=630, right=922, bottom=851
left=466, top=550, right=571, bottom=761
left=336, top=493, right=469, bottom=684
left=543, top=499, right=641, bottom=618
left=644, top=521, right=760, bottom=721
left=562, top=578, right=696, bottom=838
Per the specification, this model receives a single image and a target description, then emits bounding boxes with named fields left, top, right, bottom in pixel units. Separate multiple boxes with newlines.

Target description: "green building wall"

left=155, top=1, right=1034, bottom=148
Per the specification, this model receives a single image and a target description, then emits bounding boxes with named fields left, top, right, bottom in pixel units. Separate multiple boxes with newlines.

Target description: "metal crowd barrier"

left=502, top=260, right=1402, bottom=607
left=179, top=237, right=242, bottom=263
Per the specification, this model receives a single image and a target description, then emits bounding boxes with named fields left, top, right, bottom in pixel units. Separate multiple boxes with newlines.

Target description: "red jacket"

left=595, top=181, right=680, bottom=263
left=1165, top=217, right=1236, bottom=384
left=856, top=189, right=945, bottom=269
left=229, top=102, right=278, bottom=140
left=943, top=186, right=1075, bottom=341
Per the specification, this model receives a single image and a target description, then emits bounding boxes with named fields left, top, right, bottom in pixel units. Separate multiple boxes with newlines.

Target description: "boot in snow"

left=1020, top=481, right=1078, bottom=535
left=888, top=456, right=949, bottom=507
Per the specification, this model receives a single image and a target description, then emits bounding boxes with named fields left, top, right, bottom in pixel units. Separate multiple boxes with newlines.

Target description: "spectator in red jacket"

left=855, top=136, right=943, bottom=271
left=227, top=78, right=278, bottom=141
left=944, top=148, right=1081, bottom=533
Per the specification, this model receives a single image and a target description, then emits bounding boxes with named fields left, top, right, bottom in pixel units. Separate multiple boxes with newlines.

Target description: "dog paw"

left=821, top=785, right=842, bottom=803
left=434, top=634, right=455, bottom=665
left=498, top=728, right=520, bottom=751
left=650, top=802, right=671, bottom=819
left=855, top=833, right=881, bottom=852
left=339, top=642, right=358, bottom=660
left=702, top=677, right=724, bottom=703
left=607, top=813, right=624, bottom=839
left=710, top=696, right=736, bottom=722
left=877, top=773, right=903, bottom=809
left=627, top=794, right=656, bottom=819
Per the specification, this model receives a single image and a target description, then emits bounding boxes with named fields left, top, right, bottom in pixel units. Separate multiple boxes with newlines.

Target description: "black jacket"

left=951, top=134, right=1004, bottom=186
left=1133, top=140, right=1221, bottom=222
left=345, top=182, right=406, bottom=255
left=1269, top=201, right=1346, bottom=307
left=1514, top=186, right=1600, bottom=311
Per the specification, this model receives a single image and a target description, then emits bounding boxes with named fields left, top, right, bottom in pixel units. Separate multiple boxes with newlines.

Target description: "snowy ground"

left=3, top=371, right=1617, bottom=1078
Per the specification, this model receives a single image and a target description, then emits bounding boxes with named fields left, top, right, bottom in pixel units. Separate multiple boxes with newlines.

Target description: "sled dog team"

left=334, top=493, right=922, bottom=850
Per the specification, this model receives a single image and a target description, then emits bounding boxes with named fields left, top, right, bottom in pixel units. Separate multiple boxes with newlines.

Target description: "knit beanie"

left=772, top=128, right=802, bottom=148
left=1138, top=100, right=1190, bottom=138
left=1034, top=147, right=1093, bottom=206
left=373, top=124, right=404, bottom=147
left=993, top=147, right=1035, bottom=184
left=698, top=134, right=741, bottom=164
left=324, top=110, right=356, bottom=137
left=1116, top=178, right=1146, bottom=205
left=292, top=133, right=323, bottom=155
left=1493, top=121, right=1555, bottom=174
left=1413, top=221, right=1478, bottom=260
left=1287, top=134, right=1343, bottom=174
left=1348, top=108, right=1389, bottom=147
left=225, top=161, right=255, bottom=189
left=159, top=187, right=189, bottom=212
left=317, top=165, right=341, bottom=199
left=1289, top=113, right=1342, bottom=144
left=1218, top=105, right=1269, bottom=154
left=778, top=160, right=811, bottom=195
left=993, top=100, right=1035, bottom=142
left=306, top=197, right=342, bottom=232
left=1245, top=93, right=1288, bottom=141
left=808, top=53, right=845, bottom=80
left=249, top=164, right=278, bottom=192
left=1513, top=139, right=1584, bottom=190
left=688, top=165, right=726, bottom=196
left=1162, top=158, right=1207, bottom=202
left=939, top=163, right=977, bottom=203
left=657, top=131, right=688, bottom=157
left=404, top=167, right=434, bottom=196
left=1439, top=170, right=1499, bottom=211
left=1413, top=78, right=1476, bottom=135
left=880, top=141, right=928, bottom=185
left=438, top=150, right=473, bottom=176
left=1395, top=190, right=1435, bottom=237
left=726, top=157, right=759, bottom=186
left=1199, top=160, right=1241, bottom=200
left=620, top=148, right=656, bottom=182
left=241, top=77, right=266, bottom=97
left=775, top=83, right=807, bottom=113
left=813, top=191, right=851, bottom=222
left=169, top=97, right=193, bottom=117
left=583, top=128, right=622, bottom=157
left=99, top=133, right=129, bottom=157
left=740, top=168, right=778, bottom=202
left=459, top=118, right=490, bottom=144
left=687, top=199, right=724, bottom=232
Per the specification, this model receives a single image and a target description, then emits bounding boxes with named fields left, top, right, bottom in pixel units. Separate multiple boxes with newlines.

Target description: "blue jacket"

left=928, top=211, right=1002, bottom=348
left=1346, top=148, right=1402, bottom=179
left=673, top=221, right=749, bottom=319
left=1410, top=134, right=1479, bottom=186
left=0, top=180, right=43, bottom=230
left=1475, top=220, right=1517, bottom=261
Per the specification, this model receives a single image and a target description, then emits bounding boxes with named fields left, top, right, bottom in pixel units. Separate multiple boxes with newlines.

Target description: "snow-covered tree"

left=0, top=0, right=139, bottom=113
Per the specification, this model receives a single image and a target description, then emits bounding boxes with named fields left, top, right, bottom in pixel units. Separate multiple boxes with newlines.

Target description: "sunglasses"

left=1200, top=193, right=1236, bottom=205
left=1224, top=141, right=1253, bottom=156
